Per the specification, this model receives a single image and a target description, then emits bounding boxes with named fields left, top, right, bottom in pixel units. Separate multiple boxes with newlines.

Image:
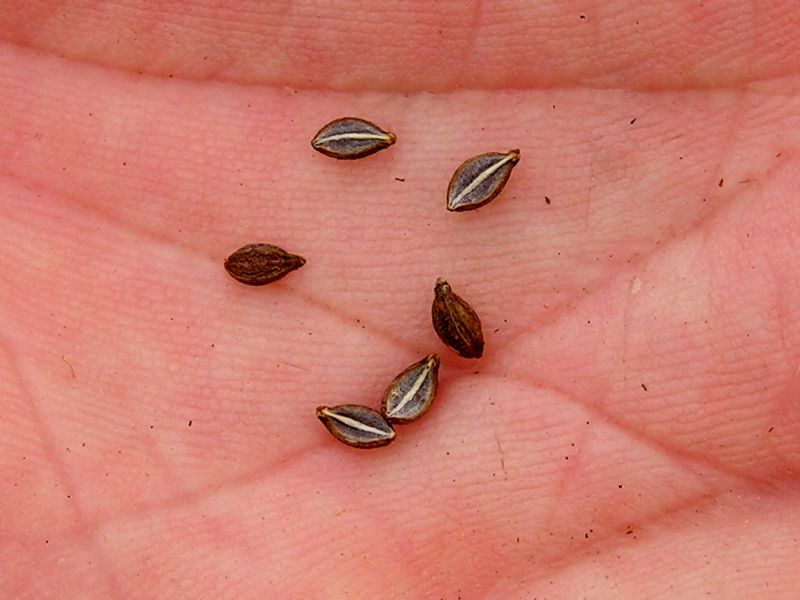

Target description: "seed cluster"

left=225, top=116, right=521, bottom=449
left=317, top=354, right=440, bottom=449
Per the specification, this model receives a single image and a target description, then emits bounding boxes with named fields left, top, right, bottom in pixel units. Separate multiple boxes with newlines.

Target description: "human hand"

left=1, top=2, right=799, bottom=598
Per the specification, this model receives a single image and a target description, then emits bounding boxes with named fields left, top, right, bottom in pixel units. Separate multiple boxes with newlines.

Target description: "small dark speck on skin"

left=394, top=177, right=405, bottom=182
left=626, top=530, right=633, bottom=535
left=188, top=420, right=192, bottom=427
left=768, top=426, right=774, bottom=432
left=718, top=178, right=724, bottom=187
left=579, top=14, right=587, bottom=19
left=545, top=196, right=551, bottom=205
left=618, top=484, right=623, bottom=489
left=630, top=118, right=637, bottom=124
left=641, top=383, right=648, bottom=391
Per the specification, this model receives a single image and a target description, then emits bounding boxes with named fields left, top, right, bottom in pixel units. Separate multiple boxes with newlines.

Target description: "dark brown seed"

left=447, top=149, right=520, bottom=212
left=431, top=279, right=484, bottom=359
left=316, top=404, right=396, bottom=449
left=224, top=243, right=305, bottom=286
left=311, top=117, right=396, bottom=159
left=381, top=354, right=440, bottom=423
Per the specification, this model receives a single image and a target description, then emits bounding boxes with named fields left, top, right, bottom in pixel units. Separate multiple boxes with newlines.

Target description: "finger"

left=1, top=1, right=799, bottom=89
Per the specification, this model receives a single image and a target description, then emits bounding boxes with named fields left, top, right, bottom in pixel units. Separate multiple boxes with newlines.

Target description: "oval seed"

left=224, top=243, right=306, bottom=286
left=447, top=149, right=520, bottom=212
left=381, top=354, right=440, bottom=423
left=431, top=278, right=484, bottom=359
left=316, top=404, right=396, bottom=449
left=311, top=117, right=397, bottom=160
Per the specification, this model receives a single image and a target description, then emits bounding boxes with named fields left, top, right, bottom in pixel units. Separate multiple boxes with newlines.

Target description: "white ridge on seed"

left=321, top=407, right=393, bottom=437
left=449, top=151, right=519, bottom=210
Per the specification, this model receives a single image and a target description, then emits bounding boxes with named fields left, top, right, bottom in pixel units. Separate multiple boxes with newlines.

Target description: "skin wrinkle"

left=2, top=342, right=765, bottom=589
left=3, top=304, right=795, bottom=594
left=706, top=88, right=748, bottom=204
left=0, top=142, right=789, bottom=367
left=539, top=421, right=593, bottom=543
left=486, top=489, right=731, bottom=594
left=0, top=38, right=797, bottom=93
left=0, top=169, right=420, bottom=362
left=465, top=0, right=484, bottom=75
left=1, top=3, right=791, bottom=87
left=69, top=376, right=788, bottom=596
left=501, top=371, right=787, bottom=491
left=0, top=336, right=123, bottom=598
left=505, top=154, right=789, bottom=346
left=16, top=440, right=320, bottom=547
left=0, top=153, right=792, bottom=395
left=0, top=160, right=792, bottom=496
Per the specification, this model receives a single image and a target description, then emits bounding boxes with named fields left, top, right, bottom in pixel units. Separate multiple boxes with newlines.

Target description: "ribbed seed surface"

left=311, top=117, right=396, bottom=159
left=316, top=404, right=396, bottom=449
left=381, top=354, right=440, bottom=423
left=447, top=149, right=520, bottom=212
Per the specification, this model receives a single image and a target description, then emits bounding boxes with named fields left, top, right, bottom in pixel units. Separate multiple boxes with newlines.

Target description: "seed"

left=224, top=243, right=306, bottom=286
left=316, top=404, right=396, bottom=449
left=381, top=354, right=440, bottom=423
left=431, top=278, right=484, bottom=358
left=447, top=149, right=521, bottom=212
left=311, top=117, right=397, bottom=160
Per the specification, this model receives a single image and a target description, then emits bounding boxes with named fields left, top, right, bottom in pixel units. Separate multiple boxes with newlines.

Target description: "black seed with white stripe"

left=381, top=354, right=440, bottom=424
left=316, top=404, right=396, bottom=449
left=447, top=149, right=520, bottom=212
left=311, top=117, right=396, bottom=160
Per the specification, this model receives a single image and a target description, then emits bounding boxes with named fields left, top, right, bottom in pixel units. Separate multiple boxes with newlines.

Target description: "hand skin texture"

left=1, top=2, right=799, bottom=598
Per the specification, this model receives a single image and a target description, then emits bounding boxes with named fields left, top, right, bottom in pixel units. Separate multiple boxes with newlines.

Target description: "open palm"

left=2, top=2, right=799, bottom=598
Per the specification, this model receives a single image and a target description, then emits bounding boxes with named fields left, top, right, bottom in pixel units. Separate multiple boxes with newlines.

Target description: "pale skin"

left=1, top=2, right=799, bottom=598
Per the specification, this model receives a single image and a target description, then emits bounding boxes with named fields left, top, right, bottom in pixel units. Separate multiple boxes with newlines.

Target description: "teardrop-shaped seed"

left=316, top=404, right=396, bottom=449
left=311, top=117, right=397, bottom=160
left=431, top=278, right=484, bottom=359
left=381, top=354, right=440, bottom=423
left=447, top=149, right=520, bottom=212
left=224, top=243, right=306, bottom=286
